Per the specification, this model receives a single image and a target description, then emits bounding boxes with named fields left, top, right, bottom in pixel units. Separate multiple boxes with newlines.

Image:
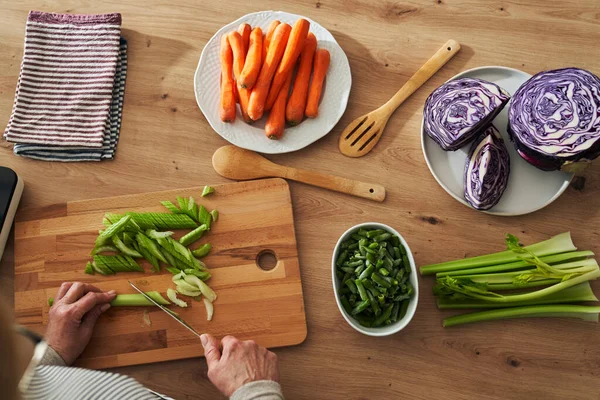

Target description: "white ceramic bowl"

left=331, top=222, right=419, bottom=336
left=194, top=10, right=352, bottom=154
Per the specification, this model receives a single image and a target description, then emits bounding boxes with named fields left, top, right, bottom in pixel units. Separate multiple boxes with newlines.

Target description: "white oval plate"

left=194, top=10, right=352, bottom=154
left=421, top=66, right=573, bottom=216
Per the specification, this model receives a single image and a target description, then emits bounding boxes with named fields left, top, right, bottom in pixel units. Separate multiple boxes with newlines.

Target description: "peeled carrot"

left=264, top=19, right=310, bottom=111
left=247, top=23, right=291, bottom=121
left=305, top=48, right=330, bottom=118
left=239, top=27, right=263, bottom=89
left=285, top=33, right=317, bottom=125
left=262, top=20, right=281, bottom=63
left=228, top=31, right=245, bottom=82
left=237, top=23, right=251, bottom=54
left=265, top=72, right=293, bottom=140
left=220, top=35, right=236, bottom=122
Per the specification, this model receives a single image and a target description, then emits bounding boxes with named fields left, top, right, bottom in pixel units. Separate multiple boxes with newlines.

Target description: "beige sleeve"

left=230, top=381, right=284, bottom=400
left=39, top=345, right=67, bottom=366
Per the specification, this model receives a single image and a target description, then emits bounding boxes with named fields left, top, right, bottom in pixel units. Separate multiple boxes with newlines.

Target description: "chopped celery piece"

left=201, top=186, right=215, bottom=197
left=437, top=282, right=599, bottom=309
left=184, top=269, right=211, bottom=281
left=157, top=237, right=193, bottom=263
left=48, top=297, right=54, bottom=306
left=161, top=200, right=183, bottom=214
left=122, top=232, right=134, bottom=246
left=203, top=298, right=214, bottom=321
left=176, top=287, right=202, bottom=297
left=104, top=213, right=124, bottom=224
left=84, top=262, right=94, bottom=275
left=179, top=224, right=208, bottom=247
left=91, top=261, right=114, bottom=275
left=173, top=279, right=198, bottom=292
left=188, top=196, right=199, bottom=222
left=110, top=292, right=170, bottom=306
left=94, top=255, right=143, bottom=273
left=443, top=305, right=600, bottom=327
left=136, top=233, right=167, bottom=263
left=161, top=249, right=180, bottom=270
left=125, top=212, right=197, bottom=230
left=177, top=196, right=188, bottom=212
left=172, top=271, right=186, bottom=281
left=167, top=288, right=188, bottom=308
left=91, top=245, right=118, bottom=256
left=95, top=215, right=131, bottom=246
left=145, top=229, right=173, bottom=239
left=137, top=245, right=160, bottom=272
left=191, top=243, right=211, bottom=258
left=184, top=275, right=217, bottom=302
left=210, top=209, right=219, bottom=222
left=166, top=267, right=181, bottom=275
left=197, top=206, right=211, bottom=230
left=420, top=232, right=577, bottom=275
left=112, top=235, right=143, bottom=258
left=438, top=250, right=596, bottom=277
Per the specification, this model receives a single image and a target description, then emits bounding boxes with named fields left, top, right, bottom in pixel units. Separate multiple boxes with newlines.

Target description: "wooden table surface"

left=1, top=1, right=599, bottom=399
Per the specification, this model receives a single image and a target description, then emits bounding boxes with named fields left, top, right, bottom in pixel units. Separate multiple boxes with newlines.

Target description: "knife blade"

left=128, top=281, right=203, bottom=340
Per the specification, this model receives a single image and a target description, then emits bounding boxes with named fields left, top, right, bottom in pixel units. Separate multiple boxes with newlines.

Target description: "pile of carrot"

left=219, top=19, right=331, bottom=140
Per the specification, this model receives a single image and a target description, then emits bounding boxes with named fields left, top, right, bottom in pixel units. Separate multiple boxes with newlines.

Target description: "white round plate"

left=421, top=66, right=573, bottom=216
left=194, top=10, right=352, bottom=154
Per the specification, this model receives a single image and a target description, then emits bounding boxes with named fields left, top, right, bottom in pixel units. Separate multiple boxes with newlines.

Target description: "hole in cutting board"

left=256, top=250, right=278, bottom=271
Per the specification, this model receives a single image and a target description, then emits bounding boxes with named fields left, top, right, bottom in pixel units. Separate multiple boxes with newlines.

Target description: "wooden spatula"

left=212, top=145, right=386, bottom=202
left=339, top=39, right=461, bottom=157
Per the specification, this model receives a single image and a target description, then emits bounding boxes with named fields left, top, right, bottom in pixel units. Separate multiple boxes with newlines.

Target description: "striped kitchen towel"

left=4, top=11, right=128, bottom=161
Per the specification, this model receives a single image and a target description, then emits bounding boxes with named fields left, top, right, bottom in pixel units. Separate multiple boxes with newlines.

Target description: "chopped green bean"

left=367, top=291, right=381, bottom=316
left=344, top=279, right=358, bottom=294
left=351, top=300, right=370, bottom=315
left=368, top=242, right=379, bottom=249
left=371, top=273, right=391, bottom=288
left=379, top=268, right=390, bottom=276
left=355, top=279, right=369, bottom=301
left=366, top=229, right=384, bottom=238
left=340, top=296, right=353, bottom=313
left=344, top=260, right=363, bottom=268
left=351, top=233, right=363, bottom=241
left=336, top=250, right=349, bottom=267
left=358, top=265, right=374, bottom=280
left=374, top=233, right=392, bottom=242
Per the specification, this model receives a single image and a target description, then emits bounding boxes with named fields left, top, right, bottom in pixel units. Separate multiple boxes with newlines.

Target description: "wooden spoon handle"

left=382, top=39, right=461, bottom=113
left=281, top=166, right=386, bottom=202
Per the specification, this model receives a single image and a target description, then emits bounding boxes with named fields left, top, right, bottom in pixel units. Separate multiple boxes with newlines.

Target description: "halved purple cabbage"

left=464, top=124, right=510, bottom=210
left=424, top=78, right=510, bottom=151
left=508, top=67, right=600, bottom=172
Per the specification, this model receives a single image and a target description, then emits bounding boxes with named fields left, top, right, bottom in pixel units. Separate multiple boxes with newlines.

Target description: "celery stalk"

left=437, top=250, right=595, bottom=277
left=436, top=269, right=600, bottom=303
left=420, top=232, right=577, bottom=275
left=48, top=291, right=171, bottom=307
left=437, top=282, right=598, bottom=309
left=443, top=305, right=600, bottom=327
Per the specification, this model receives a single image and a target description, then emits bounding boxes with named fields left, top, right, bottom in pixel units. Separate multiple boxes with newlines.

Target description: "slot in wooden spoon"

left=212, top=145, right=386, bottom=202
left=339, top=39, right=461, bottom=157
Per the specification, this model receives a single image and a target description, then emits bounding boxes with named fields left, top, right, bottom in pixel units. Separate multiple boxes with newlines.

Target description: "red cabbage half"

left=508, top=68, right=600, bottom=172
left=464, top=124, right=510, bottom=210
left=424, top=78, right=510, bottom=151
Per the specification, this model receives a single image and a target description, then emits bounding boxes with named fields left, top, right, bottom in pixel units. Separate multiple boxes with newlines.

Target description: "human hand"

left=46, top=282, right=116, bottom=365
left=201, top=334, right=280, bottom=397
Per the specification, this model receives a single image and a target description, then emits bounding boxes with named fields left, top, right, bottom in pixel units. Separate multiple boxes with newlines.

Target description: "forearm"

left=230, top=381, right=284, bottom=400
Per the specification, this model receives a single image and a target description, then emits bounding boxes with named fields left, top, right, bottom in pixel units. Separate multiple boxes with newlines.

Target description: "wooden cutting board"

left=13, top=178, right=306, bottom=369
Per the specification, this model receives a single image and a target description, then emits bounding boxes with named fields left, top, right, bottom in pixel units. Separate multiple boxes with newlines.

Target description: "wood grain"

left=13, top=179, right=307, bottom=369
left=1, top=0, right=599, bottom=399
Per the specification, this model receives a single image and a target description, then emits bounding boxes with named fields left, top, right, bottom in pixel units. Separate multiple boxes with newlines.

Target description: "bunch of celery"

left=79, top=186, right=219, bottom=318
left=420, top=232, right=600, bottom=327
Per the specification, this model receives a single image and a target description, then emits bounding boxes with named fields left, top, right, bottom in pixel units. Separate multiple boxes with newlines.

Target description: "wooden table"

left=1, top=1, right=599, bottom=399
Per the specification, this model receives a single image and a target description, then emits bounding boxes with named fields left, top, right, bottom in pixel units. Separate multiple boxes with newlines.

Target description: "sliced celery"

left=91, top=245, right=118, bottom=256
left=173, top=279, right=199, bottom=292
left=197, top=206, right=211, bottom=230
left=112, top=235, right=143, bottom=258
left=191, top=243, right=211, bottom=258
left=167, top=288, right=188, bottom=308
left=84, top=262, right=94, bottom=275
left=176, top=287, right=202, bottom=297
left=166, top=267, right=181, bottom=275
left=443, top=305, right=600, bottom=327
left=161, top=200, right=182, bottom=214
left=184, top=269, right=211, bottom=281
left=201, top=186, right=215, bottom=197
left=125, top=212, right=197, bottom=230
left=95, top=215, right=131, bottom=247
left=184, top=275, right=217, bottom=302
left=91, top=261, right=114, bottom=275
left=179, top=224, right=208, bottom=247
left=210, top=210, right=218, bottom=222
left=136, top=233, right=167, bottom=263
left=203, top=298, right=214, bottom=321
left=420, top=232, right=577, bottom=275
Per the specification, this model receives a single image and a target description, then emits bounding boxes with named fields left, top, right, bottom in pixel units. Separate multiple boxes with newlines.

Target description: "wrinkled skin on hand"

left=46, top=282, right=116, bottom=365
left=201, top=334, right=280, bottom=397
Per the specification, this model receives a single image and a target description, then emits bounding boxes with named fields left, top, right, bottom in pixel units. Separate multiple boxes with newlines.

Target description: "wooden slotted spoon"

left=339, top=39, right=461, bottom=157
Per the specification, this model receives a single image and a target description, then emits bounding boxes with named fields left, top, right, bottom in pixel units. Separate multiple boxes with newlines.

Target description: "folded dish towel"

left=4, top=11, right=128, bottom=161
